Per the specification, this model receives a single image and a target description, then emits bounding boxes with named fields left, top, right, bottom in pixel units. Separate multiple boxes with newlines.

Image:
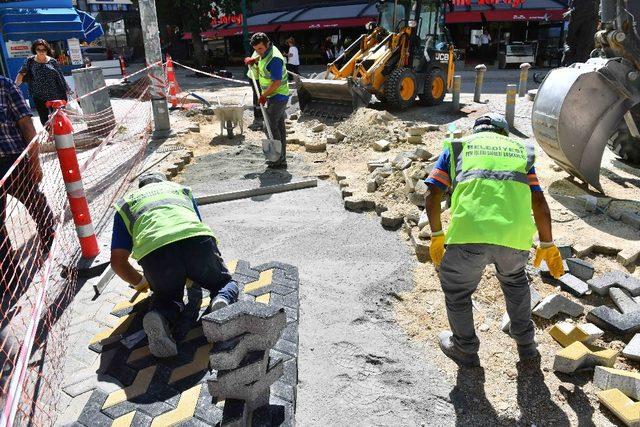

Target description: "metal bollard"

left=474, top=64, right=486, bottom=103
left=518, top=63, right=531, bottom=97
left=452, top=75, right=462, bottom=111
left=48, top=101, right=100, bottom=258
left=505, top=84, right=517, bottom=129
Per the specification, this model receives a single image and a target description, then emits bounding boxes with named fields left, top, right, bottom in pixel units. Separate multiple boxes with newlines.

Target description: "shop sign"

left=211, top=13, right=242, bottom=26
left=68, top=38, right=83, bottom=65
left=6, top=40, right=31, bottom=58
left=513, top=13, right=550, bottom=20
left=453, top=0, right=526, bottom=6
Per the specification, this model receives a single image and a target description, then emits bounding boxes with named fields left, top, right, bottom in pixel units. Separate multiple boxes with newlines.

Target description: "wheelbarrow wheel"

left=225, top=120, right=235, bottom=139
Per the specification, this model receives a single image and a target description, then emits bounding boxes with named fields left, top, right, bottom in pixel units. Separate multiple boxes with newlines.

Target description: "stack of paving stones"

left=203, top=301, right=286, bottom=425
left=532, top=245, right=640, bottom=425
left=65, top=260, right=299, bottom=427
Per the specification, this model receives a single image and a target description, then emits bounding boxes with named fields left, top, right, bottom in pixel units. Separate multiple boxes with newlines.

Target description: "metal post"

left=451, top=75, right=461, bottom=111
left=506, top=84, right=517, bottom=129
left=241, top=0, right=250, bottom=56
left=474, top=64, right=486, bottom=103
left=139, top=0, right=170, bottom=133
left=72, top=67, right=115, bottom=138
left=518, top=63, right=531, bottom=97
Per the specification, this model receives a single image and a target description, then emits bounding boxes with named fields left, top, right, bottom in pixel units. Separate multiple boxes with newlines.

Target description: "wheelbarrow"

left=212, top=94, right=246, bottom=139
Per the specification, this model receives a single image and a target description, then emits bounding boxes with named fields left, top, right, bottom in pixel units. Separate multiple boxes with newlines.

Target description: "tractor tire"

left=608, top=122, right=640, bottom=165
left=417, top=68, right=446, bottom=106
left=384, top=68, right=417, bottom=110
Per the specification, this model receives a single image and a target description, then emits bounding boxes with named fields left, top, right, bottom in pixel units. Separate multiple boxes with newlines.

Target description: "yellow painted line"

left=255, top=293, right=270, bottom=304
left=227, top=259, right=238, bottom=274
left=598, top=389, right=640, bottom=426
left=243, top=269, right=273, bottom=293
left=127, top=345, right=151, bottom=364
left=200, top=297, right=211, bottom=309
left=103, top=365, right=157, bottom=409
left=169, top=344, right=213, bottom=384
left=111, top=290, right=150, bottom=314
left=90, top=314, right=136, bottom=345
left=111, top=411, right=136, bottom=427
left=150, top=384, right=202, bottom=427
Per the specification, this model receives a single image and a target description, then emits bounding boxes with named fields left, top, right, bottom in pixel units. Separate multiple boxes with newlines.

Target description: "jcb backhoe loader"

left=297, top=0, right=455, bottom=118
left=532, top=0, right=640, bottom=192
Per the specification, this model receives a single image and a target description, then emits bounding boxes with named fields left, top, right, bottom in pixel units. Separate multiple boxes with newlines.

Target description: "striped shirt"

left=425, top=147, right=542, bottom=192
left=0, top=76, right=32, bottom=156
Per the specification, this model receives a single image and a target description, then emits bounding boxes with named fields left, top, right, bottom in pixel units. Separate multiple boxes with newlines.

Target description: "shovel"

left=248, top=66, right=281, bottom=162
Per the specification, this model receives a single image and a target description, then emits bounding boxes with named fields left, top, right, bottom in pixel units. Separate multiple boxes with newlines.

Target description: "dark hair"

left=250, top=32, right=270, bottom=47
left=31, top=39, right=53, bottom=56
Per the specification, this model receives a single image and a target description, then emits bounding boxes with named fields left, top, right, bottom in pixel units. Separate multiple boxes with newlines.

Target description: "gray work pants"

left=265, top=98, right=287, bottom=163
left=439, top=244, right=534, bottom=354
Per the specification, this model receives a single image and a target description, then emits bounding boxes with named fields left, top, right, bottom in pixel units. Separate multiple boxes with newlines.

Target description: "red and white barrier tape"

left=171, top=60, right=250, bottom=85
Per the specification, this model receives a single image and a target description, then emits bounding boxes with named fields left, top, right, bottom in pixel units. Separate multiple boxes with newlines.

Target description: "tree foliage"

left=157, top=0, right=242, bottom=34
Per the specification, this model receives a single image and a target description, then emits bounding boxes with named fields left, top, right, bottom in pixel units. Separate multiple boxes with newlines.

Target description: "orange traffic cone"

left=165, top=55, right=181, bottom=108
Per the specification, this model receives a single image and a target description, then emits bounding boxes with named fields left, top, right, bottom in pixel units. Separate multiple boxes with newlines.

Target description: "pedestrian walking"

left=424, top=113, right=565, bottom=367
left=110, top=172, right=239, bottom=358
left=285, top=37, right=300, bottom=81
left=0, top=76, right=56, bottom=306
left=323, top=38, right=336, bottom=63
left=477, top=29, right=492, bottom=62
left=245, top=33, right=290, bottom=169
left=14, top=39, right=71, bottom=126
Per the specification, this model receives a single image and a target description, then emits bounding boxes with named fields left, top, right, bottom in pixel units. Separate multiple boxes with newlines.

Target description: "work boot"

left=517, top=342, right=540, bottom=361
left=209, top=296, right=230, bottom=312
left=438, top=331, right=481, bottom=367
left=143, top=311, right=177, bottom=358
left=266, top=161, right=287, bottom=169
left=248, top=121, right=264, bottom=131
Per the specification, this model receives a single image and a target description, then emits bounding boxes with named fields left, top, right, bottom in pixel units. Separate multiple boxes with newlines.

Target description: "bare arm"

left=110, top=249, right=143, bottom=286
left=261, top=80, right=281, bottom=98
left=15, top=73, right=24, bottom=86
left=532, top=191, right=553, bottom=242
left=425, top=184, right=444, bottom=233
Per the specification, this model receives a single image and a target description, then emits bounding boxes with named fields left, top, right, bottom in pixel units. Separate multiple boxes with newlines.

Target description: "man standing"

left=424, top=113, right=564, bottom=367
left=245, top=33, right=290, bottom=169
left=285, top=37, right=300, bottom=81
left=110, top=172, right=239, bottom=358
left=0, top=76, right=56, bottom=297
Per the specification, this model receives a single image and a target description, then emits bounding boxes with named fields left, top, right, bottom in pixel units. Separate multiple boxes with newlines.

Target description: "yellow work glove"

left=430, top=231, right=445, bottom=268
left=533, top=242, right=565, bottom=279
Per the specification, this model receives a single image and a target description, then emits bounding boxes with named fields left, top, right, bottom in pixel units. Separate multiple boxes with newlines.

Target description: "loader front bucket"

left=532, top=58, right=640, bottom=192
left=297, top=78, right=372, bottom=118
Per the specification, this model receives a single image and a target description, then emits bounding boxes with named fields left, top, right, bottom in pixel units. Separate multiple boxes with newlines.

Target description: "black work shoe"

left=143, top=311, right=177, bottom=358
left=438, top=331, right=481, bottom=367
left=517, top=342, right=540, bottom=361
left=248, top=121, right=264, bottom=131
left=266, top=161, right=287, bottom=169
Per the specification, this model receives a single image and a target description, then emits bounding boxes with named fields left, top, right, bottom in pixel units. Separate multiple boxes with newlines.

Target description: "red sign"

left=453, top=0, right=526, bottom=6
left=211, top=13, right=243, bottom=26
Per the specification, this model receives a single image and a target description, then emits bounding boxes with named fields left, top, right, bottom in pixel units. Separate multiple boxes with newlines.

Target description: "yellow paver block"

left=150, top=384, right=202, bottom=427
left=111, top=289, right=150, bottom=314
left=255, top=293, right=271, bottom=304
left=111, top=411, right=136, bottom=427
left=103, top=365, right=157, bottom=409
left=90, top=313, right=137, bottom=346
left=553, top=341, right=618, bottom=373
left=169, top=344, right=213, bottom=384
left=243, top=269, right=274, bottom=294
left=227, top=259, right=238, bottom=274
left=200, top=296, right=211, bottom=309
left=598, top=388, right=640, bottom=427
left=549, top=323, right=591, bottom=347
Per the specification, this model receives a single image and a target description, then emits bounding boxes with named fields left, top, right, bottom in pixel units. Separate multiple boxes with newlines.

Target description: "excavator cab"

left=297, top=0, right=455, bottom=117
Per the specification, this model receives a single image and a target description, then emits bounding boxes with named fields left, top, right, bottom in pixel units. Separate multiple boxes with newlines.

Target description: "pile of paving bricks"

left=522, top=246, right=640, bottom=425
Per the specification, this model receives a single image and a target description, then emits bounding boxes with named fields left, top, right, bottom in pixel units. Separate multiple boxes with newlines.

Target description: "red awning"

left=445, top=9, right=566, bottom=23
left=181, top=24, right=279, bottom=40
left=278, top=17, right=375, bottom=32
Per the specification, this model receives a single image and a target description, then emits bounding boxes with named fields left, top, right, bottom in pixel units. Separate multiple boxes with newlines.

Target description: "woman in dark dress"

left=15, top=39, right=71, bottom=125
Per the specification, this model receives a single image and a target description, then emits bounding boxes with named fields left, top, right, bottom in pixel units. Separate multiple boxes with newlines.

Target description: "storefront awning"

left=445, top=8, right=566, bottom=23
left=0, top=6, right=85, bottom=40
left=76, top=9, right=104, bottom=42
left=278, top=17, right=375, bottom=31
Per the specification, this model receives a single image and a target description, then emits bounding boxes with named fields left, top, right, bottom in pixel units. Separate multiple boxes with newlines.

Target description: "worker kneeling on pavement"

left=110, top=172, right=239, bottom=358
left=424, top=113, right=565, bottom=367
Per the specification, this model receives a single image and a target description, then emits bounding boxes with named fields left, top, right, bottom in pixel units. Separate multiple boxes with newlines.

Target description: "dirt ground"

left=168, top=80, right=639, bottom=425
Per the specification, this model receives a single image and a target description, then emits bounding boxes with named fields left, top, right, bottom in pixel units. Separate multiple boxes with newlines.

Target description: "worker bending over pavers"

left=425, top=113, right=565, bottom=367
left=110, top=172, right=239, bottom=358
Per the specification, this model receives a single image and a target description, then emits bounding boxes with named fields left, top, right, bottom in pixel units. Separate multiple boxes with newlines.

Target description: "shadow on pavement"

left=516, top=357, right=570, bottom=426
left=450, top=367, right=512, bottom=426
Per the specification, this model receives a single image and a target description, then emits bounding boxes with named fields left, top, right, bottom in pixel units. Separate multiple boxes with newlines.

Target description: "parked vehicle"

left=81, top=46, right=108, bottom=61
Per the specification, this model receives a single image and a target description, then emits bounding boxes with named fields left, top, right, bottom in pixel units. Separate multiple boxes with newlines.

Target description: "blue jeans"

left=138, top=235, right=239, bottom=324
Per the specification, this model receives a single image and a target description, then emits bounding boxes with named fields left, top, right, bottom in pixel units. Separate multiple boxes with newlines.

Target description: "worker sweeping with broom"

left=245, top=33, right=290, bottom=169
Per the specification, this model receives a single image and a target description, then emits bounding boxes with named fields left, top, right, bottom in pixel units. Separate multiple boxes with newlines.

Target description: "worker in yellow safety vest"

left=424, top=113, right=565, bottom=367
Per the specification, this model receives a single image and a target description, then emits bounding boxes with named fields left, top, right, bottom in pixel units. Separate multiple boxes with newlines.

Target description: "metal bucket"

left=532, top=58, right=640, bottom=191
